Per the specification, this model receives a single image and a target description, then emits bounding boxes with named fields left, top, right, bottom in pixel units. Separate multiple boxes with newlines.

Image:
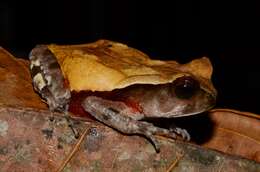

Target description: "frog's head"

left=141, top=75, right=216, bottom=118
left=138, top=56, right=217, bottom=118
left=170, top=75, right=216, bottom=117
left=171, top=57, right=217, bottom=117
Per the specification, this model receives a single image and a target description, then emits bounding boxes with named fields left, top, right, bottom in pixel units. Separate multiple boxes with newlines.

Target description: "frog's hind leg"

left=169, top=125, right=190, bottom=141
left=82, top=96, right=179, bottom=152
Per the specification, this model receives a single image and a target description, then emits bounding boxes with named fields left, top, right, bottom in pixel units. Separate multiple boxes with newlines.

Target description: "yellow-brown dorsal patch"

left=48, top=40, right=215, bottom=95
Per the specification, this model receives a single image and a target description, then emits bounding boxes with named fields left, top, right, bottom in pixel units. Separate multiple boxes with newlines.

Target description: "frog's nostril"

left=173, top=76, right=200, bottom=99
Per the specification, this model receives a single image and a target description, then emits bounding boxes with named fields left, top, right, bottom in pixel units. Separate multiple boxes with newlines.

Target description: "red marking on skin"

left=68, top=92, right=95, bottom=119
left=68, top=90, right=143, bottom=119
left=124, top=99, right=143, bottom=114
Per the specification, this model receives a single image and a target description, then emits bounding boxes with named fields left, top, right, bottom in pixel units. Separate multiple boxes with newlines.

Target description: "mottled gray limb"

left=29, top=45, right=71, bottom=112
left=82, top=96, right=182, bottom=152
left=29, top=45, right=79, bottom=138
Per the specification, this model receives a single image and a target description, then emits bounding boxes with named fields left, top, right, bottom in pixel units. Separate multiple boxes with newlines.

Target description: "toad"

left=29, top=40, right=217, bottom=152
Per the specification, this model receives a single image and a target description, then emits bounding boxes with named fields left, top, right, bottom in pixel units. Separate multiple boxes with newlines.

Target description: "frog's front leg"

left=82, top=96, right=180, bottom=152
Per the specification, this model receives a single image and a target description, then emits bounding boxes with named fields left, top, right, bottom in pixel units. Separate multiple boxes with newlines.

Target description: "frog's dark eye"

left=172, top=76, right=199, bottom=99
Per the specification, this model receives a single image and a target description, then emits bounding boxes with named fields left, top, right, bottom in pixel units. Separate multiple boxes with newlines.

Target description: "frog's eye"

left=172, top=76, right=200, bottom=99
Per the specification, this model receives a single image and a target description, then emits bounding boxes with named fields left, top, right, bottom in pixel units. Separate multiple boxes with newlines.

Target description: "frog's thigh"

left=81, top=96, right=176, bottom=137
left=81, top=96, right=178, bottom=152
left=82, top=96, right=144, bottom=120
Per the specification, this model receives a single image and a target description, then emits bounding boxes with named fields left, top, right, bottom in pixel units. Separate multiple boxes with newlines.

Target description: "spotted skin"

left=29, top=45, right=71, bottom=112
left=29, top=46, right=80, bottom=137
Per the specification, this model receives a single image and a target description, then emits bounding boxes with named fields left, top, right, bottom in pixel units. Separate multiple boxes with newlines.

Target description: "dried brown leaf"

left=203, top=109, right=260, bottom=162
left=0, top=106, right=259, bottom=172
left=0, top=47, right=46, bottom=109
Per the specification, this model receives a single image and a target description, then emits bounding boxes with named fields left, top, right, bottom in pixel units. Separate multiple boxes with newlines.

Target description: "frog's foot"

left=170, top=126, right=190, bottom=141
left=81, top=96, right=178, bottom=152
left=64, top=112, right=80, bottom=139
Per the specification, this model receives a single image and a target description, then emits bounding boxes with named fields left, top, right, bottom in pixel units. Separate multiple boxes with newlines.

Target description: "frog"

left=29, top=40, right=217, bottom=152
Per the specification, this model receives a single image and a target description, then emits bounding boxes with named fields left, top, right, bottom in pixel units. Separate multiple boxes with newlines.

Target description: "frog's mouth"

left=155, top=92, right=216, bottom=118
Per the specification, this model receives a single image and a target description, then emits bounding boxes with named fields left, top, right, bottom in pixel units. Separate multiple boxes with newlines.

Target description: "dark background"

left=1, top=1, right=260, bottom=114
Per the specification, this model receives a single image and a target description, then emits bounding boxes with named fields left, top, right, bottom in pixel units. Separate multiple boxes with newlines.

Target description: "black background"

left=1, top=1, right=260, bottom=114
